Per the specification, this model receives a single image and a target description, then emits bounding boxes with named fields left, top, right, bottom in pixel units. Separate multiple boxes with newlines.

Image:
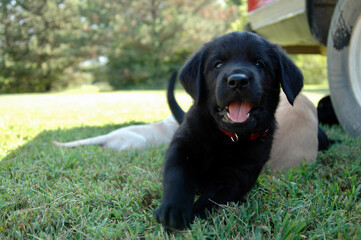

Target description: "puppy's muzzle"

left=227, top=73, right=250, bottom=89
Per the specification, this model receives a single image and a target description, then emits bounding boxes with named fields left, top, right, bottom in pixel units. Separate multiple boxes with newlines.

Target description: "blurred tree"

left=100, top=0, right=239, bottom=88
left=0, top=0, right=93, bottom=92
left=0, top=0, right=239, bottom=92
left=0, top=0, right=327, bottom=93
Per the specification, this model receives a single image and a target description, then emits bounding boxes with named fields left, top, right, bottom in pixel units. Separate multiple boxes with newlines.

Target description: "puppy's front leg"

left=154, top=145, right=195, bottom=230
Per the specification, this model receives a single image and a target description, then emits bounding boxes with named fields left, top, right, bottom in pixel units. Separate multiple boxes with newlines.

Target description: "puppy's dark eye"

left=214, top=61, right=223, bottom=69
left=255, top=60, right=265, bottom=69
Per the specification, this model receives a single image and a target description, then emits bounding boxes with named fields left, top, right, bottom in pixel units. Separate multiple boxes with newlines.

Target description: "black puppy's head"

left=179, top=31, right=303, bottom=135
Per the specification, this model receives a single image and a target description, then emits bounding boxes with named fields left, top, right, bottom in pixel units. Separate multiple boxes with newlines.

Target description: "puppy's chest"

left=191, top=143, right=264, bottom=187
left=198, top=142, right=260, bottom=168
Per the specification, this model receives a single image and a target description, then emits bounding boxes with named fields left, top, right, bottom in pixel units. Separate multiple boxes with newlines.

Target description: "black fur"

left=167, top=71, right=184, bottom=123
left=317, top=95, right=339, bottom=126
left=154, top=31, right=303, bottom=230
left=316, top=96, right=339, bottom=150
left=317, top=126, right=335, bottom=151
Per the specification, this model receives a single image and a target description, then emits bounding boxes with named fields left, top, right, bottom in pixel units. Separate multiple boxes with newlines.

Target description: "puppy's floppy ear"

left=179, top=46, right=206, bottom=104
left=274, top=46, right=303, bottom=105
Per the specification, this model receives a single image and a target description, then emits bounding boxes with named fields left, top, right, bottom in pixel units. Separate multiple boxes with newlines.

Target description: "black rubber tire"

left=327, top=0, right=361, bottom=137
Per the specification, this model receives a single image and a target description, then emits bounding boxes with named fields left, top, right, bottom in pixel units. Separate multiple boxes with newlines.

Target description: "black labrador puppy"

left=154, top=31, right=303, bottom=230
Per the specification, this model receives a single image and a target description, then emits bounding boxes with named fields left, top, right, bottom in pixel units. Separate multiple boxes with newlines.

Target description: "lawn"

left=0, top=89, right=360, bottom=239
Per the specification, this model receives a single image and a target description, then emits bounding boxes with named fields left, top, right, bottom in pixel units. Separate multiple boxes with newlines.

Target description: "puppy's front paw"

left=154, top=202, right=193, bottom=231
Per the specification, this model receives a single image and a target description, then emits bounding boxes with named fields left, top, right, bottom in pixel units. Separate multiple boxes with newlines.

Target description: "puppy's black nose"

left=227, top=73, right=249, bottom=89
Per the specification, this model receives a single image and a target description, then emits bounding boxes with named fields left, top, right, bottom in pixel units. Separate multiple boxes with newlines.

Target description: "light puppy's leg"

left=53, top=116, right=179, bottom=152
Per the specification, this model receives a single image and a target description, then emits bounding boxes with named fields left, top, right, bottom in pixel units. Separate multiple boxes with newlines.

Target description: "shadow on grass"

left=0, top=121, right=167, bottom=239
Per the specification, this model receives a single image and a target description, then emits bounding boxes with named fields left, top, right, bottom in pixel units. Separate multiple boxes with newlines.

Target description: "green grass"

left=0, top=89, right=360, bottom=239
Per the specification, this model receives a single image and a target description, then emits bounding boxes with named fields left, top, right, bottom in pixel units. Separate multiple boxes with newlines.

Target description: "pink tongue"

left=228, top=101, right=251, bottom=123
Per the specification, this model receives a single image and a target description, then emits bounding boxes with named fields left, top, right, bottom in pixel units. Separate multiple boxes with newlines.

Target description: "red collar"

left=219, top=128, right=239, bottom=142
left=249, top=130, right=269, bottom=140
left=219, top=128, right=268, bottom=142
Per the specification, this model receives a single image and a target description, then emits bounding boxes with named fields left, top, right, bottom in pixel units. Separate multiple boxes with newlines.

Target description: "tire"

left=327, top=0, right=361, bottom=137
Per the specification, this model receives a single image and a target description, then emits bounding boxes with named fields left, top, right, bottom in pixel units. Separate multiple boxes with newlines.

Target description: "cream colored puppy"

left=267, top=93, right=318, bottom=171
left=53, top=93, right=318, bottom=171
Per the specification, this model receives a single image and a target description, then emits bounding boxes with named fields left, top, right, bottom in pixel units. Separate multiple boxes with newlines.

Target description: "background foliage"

left=0, top=0, right=90, bottom=92
left=0, top=0, right=327, bottom=93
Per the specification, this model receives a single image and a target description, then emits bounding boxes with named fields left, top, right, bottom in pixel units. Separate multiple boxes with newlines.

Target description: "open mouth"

left=218, top=101, right=254, bottom=123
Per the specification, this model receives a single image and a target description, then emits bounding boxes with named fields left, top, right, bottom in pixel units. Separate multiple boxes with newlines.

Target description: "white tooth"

left=247, top=113, right=250, bottom=118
